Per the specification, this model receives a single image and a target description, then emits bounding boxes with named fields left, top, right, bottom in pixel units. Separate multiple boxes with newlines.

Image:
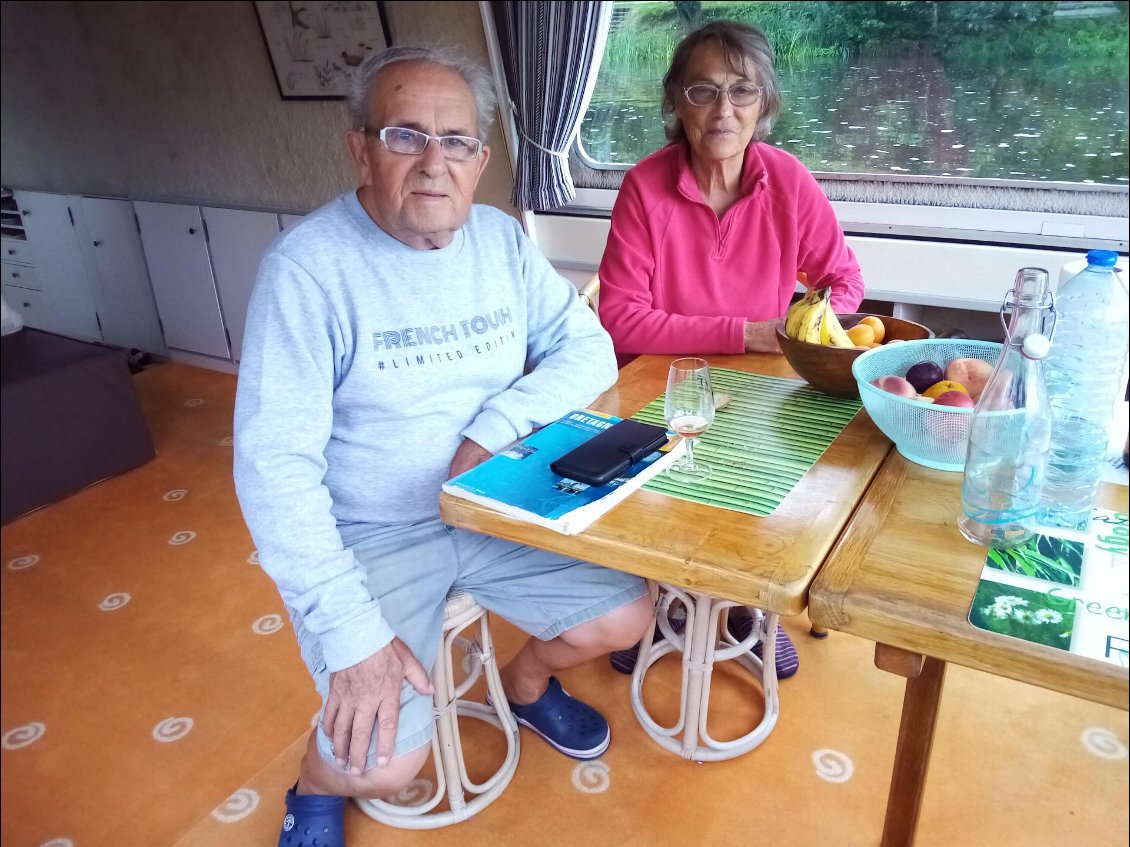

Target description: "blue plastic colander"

left=852, top=339, right=1003, bottom=472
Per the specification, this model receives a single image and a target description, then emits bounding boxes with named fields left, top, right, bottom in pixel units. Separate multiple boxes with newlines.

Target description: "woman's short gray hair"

left=347, top=43, right=497, bottom=141
left=662, top=20, right=781, bottom=144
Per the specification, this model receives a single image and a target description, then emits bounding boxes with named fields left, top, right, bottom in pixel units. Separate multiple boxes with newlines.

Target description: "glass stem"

left=684, top=435, right=696, bottom=468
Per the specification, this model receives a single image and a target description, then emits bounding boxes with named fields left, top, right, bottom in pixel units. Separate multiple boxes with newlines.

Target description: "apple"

left=872, top=375, right=917, bottom=398
left=944, top=358, right=994, bottom=401
left=933, top=390, right=975, bottom=408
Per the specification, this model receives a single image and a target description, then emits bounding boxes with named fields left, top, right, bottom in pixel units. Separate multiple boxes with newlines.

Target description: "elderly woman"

left=602, top=21, right=865, bottom=678
left=598, top=20, right=864, bottom=358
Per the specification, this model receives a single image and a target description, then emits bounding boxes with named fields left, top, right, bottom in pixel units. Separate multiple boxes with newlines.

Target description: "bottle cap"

left=1022, top=333, right=1051, bottom=360
left=1085, top=249, right=1118, bottom=268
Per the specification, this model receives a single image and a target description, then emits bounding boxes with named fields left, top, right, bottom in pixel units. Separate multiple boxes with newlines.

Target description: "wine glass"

left=664, top=358, right=715, bottom=482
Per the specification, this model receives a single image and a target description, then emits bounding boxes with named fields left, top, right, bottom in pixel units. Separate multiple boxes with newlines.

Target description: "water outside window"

left=580, top=0, right=1129, bottom=185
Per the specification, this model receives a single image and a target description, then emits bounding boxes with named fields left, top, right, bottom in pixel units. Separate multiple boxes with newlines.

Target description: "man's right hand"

left=322, top=637, right=433, bottom=775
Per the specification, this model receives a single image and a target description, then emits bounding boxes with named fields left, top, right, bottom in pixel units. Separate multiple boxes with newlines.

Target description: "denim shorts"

left=291, top=518, right=647, bottom=770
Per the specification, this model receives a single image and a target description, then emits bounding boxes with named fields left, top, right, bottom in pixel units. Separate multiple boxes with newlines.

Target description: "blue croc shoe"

left=507, top=677, right=610, bottom=760
left=278, top=783, right=345, bottom=847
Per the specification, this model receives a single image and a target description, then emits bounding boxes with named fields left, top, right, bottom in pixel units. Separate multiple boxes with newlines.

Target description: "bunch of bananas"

left=782, top=288, right=853, bottom=347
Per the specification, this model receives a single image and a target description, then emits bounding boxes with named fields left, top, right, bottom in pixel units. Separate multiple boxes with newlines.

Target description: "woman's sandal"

left=278, top=783, right=346, bottom=847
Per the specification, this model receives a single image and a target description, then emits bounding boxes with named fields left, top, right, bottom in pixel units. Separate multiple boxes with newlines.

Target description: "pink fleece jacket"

left=598, top=141, right=865, bottom=356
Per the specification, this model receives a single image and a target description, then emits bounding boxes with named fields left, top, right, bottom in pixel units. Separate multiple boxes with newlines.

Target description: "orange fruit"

left=922, top=380, right=969, bottom=399
left=859, top=316, right=886, bottom=343
left=846, top=324, right=875, bottom=346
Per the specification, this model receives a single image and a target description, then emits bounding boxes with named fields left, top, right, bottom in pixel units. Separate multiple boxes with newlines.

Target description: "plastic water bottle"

left=1040, top=250, right=1129, bottom=531
left=959, top=268, right=1054, bottom=549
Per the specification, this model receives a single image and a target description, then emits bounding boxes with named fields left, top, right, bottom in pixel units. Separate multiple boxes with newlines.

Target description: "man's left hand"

left=448, top=438, right=492, bottom=478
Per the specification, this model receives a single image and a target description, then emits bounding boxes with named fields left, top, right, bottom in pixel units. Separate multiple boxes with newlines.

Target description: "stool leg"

left=679, top=592, right=716, bottom=759
left=630, top=585, right=782, bottom=762
left=355, top=603, right=519, bottom=829
left=436, top=626, right=468, bottom=819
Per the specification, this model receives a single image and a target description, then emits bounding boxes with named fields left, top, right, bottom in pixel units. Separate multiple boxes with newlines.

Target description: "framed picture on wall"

left=254, top=1, right=391, bottom=100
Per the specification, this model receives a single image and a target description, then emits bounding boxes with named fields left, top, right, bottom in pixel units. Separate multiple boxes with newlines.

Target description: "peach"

left=922, top=380, right=968, bottom=399
left=944, top=358, right=994, bottom=401
left=872, top=375, right=917, bottom=398
left=859, top=316, right=886, bottom=343
left=846, top=324, right=875, bottom=346
left=933, top=390, right=975, bottom=408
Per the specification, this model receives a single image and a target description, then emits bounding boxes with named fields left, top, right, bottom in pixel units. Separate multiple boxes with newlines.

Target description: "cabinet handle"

left=11, top=272, right=18, bottom=278
left=6, top=249, right=13, bottom=255
left=22, top=302, right=30, bottom=308
left=188, top=227, right=197, bottom=235
left=93, top=240, right=102, bottom=247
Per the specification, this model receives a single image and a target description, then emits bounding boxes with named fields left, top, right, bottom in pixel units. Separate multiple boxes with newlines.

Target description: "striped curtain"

left=491, top=1, right=612, bottom=212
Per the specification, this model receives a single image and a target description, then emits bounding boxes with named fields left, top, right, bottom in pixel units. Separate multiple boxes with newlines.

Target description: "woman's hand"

left=743, top=321, right=783, bottom=354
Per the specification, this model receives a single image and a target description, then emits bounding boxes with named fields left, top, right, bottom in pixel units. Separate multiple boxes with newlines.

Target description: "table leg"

left=875, top=646, right=946, bottom=847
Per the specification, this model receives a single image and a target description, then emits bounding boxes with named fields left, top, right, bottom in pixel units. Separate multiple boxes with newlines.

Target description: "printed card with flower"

left=969, top=509, right=1129, bottom=667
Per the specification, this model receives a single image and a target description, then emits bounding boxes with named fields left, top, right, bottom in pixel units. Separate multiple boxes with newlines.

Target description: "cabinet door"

left=279, top=213, right=305, bottom=232
left=134, top=201, right=229, bottom=359
left=200, top=207, right=280, bottom=362
left=80, top=197, right=168, bottom=356
left=12, top=190, right=102, bottom=341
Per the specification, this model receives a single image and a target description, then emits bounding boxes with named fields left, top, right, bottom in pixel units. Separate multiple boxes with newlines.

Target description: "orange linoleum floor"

left=1, top=362, right=1127, bottom=847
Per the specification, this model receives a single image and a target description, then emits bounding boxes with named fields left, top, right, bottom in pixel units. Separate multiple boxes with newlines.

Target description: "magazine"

left=967, top=508, right=1129, bottom=668
left=442, top=409, right=683, bottom=535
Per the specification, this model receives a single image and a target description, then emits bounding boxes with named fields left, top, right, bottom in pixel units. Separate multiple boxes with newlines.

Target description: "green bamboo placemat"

left=633, top=368, right=862, bottom=516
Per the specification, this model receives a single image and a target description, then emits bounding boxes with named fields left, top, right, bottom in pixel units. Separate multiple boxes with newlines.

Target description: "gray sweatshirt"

left=233, top=192, right=616, bottom=672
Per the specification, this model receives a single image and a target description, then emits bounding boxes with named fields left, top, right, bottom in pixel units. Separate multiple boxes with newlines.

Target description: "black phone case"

left=550, top=418, right=670, bottom=487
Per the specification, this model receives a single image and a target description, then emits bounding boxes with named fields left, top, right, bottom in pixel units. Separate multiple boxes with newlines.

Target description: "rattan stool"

left=630, top=581, right=780, bottom=762
left=355, top=592, right=520, bottom=828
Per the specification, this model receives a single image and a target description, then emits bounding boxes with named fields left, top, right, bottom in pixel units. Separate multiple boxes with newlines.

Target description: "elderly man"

left=233, top=44, right=652, bottom=845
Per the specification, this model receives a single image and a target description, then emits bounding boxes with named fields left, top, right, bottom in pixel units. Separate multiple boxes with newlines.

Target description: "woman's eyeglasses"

left=682, top=84, right=763, bottom=108
left=365, top=126, right=483, bottom=161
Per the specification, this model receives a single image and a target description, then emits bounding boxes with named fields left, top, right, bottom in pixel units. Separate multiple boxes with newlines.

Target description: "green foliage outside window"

left=585, top=1, right=1129, bottom=182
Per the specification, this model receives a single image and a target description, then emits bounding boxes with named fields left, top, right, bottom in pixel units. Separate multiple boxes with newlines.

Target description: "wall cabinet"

left=78, top=197, right=167, bottom=354
left=134, top=202, right=231, bottom=360
left=134, top=201, right=283, bottom=364
left=1, top=189, right=34, bottom=323
left=7, top=189, right=295, bottom=370
left=11, top=190, right=102, bottom=341
left=5, top=190, right=167, bottom=354
left=199, top=206, right=281, bottom=362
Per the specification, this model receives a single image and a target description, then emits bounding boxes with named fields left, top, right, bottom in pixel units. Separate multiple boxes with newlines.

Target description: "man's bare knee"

left=343, top=741, right=430, bottom=799
left=566, top=595, right=654, bottom=652
left=304, top=736, right=430, bottom=799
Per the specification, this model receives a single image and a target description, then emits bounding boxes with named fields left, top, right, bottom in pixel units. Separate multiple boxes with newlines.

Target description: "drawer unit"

left=1, top=237, right=34, bottom=265
left=2, top=261, right=38, bottom=290
left=4, top=284, right=45, bottom=324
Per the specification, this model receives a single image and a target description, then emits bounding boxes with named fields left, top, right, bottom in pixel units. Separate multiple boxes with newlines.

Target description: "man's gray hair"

left=347, top=44, right=497, bottom=141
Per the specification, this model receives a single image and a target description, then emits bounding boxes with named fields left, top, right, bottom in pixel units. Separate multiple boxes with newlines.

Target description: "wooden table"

left=440, top=352, right=892, bottom=617
left=808, top=451, right=1130, bottom=846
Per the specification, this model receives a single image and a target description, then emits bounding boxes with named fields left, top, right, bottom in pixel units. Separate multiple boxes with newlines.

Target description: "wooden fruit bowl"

left=775, top=313, right=935, bottom=398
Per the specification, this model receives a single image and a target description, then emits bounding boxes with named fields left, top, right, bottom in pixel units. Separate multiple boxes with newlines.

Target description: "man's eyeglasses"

left=365, top=126, right=483, bottom=161
left=682, top=84, right=763, bottom=108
